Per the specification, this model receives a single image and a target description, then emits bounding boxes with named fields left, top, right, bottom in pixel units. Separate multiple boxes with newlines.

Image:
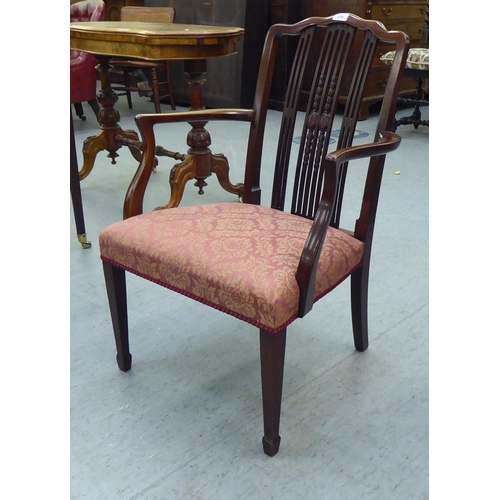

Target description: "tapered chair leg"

left=351, top=265, right=369, bottom=352
left=260, top=328, right=286, bottom=456
left=103, top=261, right=132, bottom=371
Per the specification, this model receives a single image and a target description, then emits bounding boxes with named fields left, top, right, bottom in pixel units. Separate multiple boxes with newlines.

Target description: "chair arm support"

left=123, top=109, right=255, bottom=219
left=295, top=131, right=401, bottom=317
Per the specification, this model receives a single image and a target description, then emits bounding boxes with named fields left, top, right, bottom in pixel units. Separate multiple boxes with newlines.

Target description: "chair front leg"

left=260, top=328, right=286, bottom=456
left=103, top=261, right=132, bottom=371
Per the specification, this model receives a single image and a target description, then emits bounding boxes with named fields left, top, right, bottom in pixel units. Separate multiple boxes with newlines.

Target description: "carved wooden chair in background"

left=109, top=6, right=176, bottom=113
left=99, top=14, right=409, bottom=456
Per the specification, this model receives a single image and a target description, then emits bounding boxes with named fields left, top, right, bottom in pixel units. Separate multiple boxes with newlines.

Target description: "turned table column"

left=153, top=59, right=243, bottom=210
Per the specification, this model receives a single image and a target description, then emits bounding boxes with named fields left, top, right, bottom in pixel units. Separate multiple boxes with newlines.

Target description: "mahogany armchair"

left=109, top=7, right=176, bottom=113
left=70, top=0, right=104, bottom=121
left=100, top=14, right=409, bottom=456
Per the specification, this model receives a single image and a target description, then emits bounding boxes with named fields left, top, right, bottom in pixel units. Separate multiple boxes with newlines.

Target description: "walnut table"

left=70, top=21, right=245, bottom=217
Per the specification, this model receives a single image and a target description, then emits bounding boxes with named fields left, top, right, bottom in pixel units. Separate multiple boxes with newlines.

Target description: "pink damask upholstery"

left=70, top=0, right=104, bottom=104
left=100, top=203, right=365, bottom=333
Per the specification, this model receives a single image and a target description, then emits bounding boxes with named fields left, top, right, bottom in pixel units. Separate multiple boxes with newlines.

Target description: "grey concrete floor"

left=70, top=93, right=429, bottom=499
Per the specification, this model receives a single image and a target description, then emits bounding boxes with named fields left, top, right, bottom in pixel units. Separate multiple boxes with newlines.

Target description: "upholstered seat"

left=100, top=203, right=365, bottom=333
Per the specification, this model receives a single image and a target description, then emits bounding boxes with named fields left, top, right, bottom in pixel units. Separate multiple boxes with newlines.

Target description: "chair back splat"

left=99, top=14, right=409, bottom=457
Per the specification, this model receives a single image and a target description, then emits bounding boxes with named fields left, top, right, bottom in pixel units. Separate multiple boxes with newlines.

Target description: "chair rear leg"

left=351, top=265, right=369, bottom=352
left=260, top=328, right=286, bottom=456
left=103, top=261, right=132, bottom=371
left=123, top=69, right=133, bottom=109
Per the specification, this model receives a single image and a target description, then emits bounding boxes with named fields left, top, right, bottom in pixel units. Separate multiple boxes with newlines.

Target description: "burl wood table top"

left=70, top=21, right=245, bottom=61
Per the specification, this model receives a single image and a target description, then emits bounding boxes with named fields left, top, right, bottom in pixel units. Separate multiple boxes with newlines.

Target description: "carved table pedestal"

left=70, top=21, right=245, bottom=217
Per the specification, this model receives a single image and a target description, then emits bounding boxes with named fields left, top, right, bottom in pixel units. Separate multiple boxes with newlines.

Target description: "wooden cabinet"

left=299, top=0, right=427, bottom=119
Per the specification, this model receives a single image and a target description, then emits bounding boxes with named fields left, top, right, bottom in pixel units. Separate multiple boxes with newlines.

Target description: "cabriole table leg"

left=79, top=56, right=140, bottom=181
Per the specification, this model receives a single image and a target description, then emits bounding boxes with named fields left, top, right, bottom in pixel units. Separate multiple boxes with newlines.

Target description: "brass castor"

left=77, top=233, right=92, bottom=249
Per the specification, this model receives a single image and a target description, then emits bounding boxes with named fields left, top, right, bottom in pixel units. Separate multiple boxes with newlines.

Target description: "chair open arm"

left=124, top=109, right=256, bottom=217
left=296, top=131, right=401, bottom=317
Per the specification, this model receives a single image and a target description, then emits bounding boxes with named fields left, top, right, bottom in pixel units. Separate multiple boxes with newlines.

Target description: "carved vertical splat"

left=308, top=73, right=338, bottom=216
left=296, top=73, right=327, bottom=214
left=291, top=24, right=356, bottom=219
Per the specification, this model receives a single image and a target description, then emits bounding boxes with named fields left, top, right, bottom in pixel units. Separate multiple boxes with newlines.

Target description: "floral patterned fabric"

left=380, top=48, right=429, bottom=70
left=100, top=203, right=365, bottom=333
